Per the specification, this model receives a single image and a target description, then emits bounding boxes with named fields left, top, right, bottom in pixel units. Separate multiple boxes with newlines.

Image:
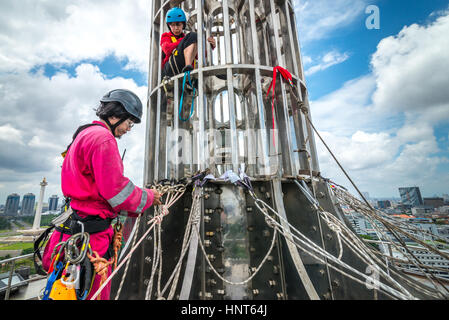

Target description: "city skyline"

left=2, top=183, right=448, bottom=207
left=0, top=0, right=448, bottom=203
left=0, top=191, right=60, bottom=211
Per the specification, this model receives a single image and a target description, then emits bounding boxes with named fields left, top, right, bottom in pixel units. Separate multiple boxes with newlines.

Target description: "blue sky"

left=304, top=0, right=449, bottom=99
left=0, top=0, right=448, bottom=206
left=297, top=0, right=449, bottom=199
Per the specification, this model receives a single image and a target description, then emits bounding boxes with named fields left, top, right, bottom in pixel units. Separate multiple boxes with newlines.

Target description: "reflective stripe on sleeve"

left=107, top=180, right=135, bottom=208
left=136, top=190, right=148, bottom=213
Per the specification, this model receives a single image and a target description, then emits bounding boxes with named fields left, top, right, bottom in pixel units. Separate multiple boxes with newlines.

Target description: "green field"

left=0, top=242, right=34, bottom=251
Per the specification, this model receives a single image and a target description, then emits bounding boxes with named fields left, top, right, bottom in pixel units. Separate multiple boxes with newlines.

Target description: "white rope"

left=319, top=211, right=343, bottom=260
left=114, top=215, right=142, bottom=300
left=145, top=185, right=278, bottom=299
left=145, top=187, right=192, bottom=300
left=105, top=174, right=445, bottom=300
left=251, top=195, right=417, bottom=300
left=310, top=184, right=444, bottom=298
left=319, top=209, right=421, bottom=298
left=194, top=220, right=278, bottom=286
left=325, top=191, right=443, bottom=298
left=90, top=184, right=185, bottom=300
left=333, top=187, right=449, bottom=298
left=89, top=218, right=159, bottom=300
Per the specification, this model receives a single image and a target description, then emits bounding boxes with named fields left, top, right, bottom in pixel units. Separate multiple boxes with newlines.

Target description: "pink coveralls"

left=42, top=121, right=155, bottom=300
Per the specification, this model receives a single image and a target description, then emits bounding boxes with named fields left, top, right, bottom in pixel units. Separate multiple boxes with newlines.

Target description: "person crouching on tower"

left=41, top=89, right=162, bottom=300
left=161, top=7, right=216, bottom=80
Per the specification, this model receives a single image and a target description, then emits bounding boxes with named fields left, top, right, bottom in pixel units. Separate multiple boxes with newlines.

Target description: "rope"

left=87, top=251, right=114, bottom=300
left=332, top=187, right=449, bottom=298
left=251, top=194, right=417, bottom=300
left=216, top=169, right=418, bottom=299
left=145, top=185, right=189, bottom=300
left=192, top=187, right=278, bottom=286
left=89, top=181, right=184, bottom=301
left=144, top=182, right=277, bottom=298
left=114, top=216, right=142, bottom=300
left=295, top=177, right=446, bottom=298
left=320, top=211, right=344, bottom=260
left=194, top=223, right=278, bottom=286
left=179, top=71, right=195, bottom=122
left=268, top=68, right=449, bottom=298
left=89, top=218, right=160, bottom=300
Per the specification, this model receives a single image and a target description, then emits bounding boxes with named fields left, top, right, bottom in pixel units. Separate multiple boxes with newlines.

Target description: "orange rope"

left=86, top=221, right=123, bottom=300
left=87, top=251, right=114, bottom=300
left=112, top=222, right=123, bottom=270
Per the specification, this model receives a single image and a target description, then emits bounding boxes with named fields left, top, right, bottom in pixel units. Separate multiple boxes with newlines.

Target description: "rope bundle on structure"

left=90, top=181, right=187, bottom=300
left=331, top=186, right=449, bottom=298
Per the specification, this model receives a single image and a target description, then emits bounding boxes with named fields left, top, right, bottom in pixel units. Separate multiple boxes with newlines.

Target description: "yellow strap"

left=171, top=36, right=178, bottom=56
left=171, top=35, right=197, bottom=66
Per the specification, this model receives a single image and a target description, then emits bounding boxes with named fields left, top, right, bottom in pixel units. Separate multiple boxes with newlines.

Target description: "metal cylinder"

left=145, top=0, right=319, bottom=184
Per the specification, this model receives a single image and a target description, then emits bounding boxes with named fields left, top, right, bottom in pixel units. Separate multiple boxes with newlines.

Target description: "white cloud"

left=311, top=11, right=449, bottom=197
left=0, top=64, right=147, bottom=203
left=28, top=136, right=61, bottom=150
left=305, top=50, right=350, bottom=76
left=294, top=0, right=370, bottom=42
left=302, top=55, right=313, bottom=66
left=0, top=124, right=25, bottom=145
left=371, top=13, right=449, bottom=122
left=317, top=130, right=398, bottom=171
left=0, top=0, right=151, bottom=203
left=310, top=75, right=378, bottom=135
left=0, top=0, right=150, bottom=73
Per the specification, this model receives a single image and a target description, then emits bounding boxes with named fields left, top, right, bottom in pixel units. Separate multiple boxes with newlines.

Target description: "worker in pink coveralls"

left=42, top=89, right=161, bottom=300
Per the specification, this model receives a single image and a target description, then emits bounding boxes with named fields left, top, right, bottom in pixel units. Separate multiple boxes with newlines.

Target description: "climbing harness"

left=91, top=178, right=190, bottom=300
left=39, top=215, right=124, bottom=300
left=171, top=36, right=179, bottom=57
left=33, top=204, right=73, bottom=276
left=41, top=223, right=96, bottom=300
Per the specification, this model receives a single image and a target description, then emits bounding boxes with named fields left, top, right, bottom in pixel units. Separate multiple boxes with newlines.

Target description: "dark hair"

left=95, top=101, right=138, bottom=122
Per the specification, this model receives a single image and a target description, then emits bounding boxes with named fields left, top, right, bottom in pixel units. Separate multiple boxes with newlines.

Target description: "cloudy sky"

left=0, top=0, right=448, bottom=206
left=297, top=0, right=449, bottom=199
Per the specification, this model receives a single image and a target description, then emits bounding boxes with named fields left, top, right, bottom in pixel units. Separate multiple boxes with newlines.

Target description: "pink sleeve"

left=91, top=140, right=154, bottom=216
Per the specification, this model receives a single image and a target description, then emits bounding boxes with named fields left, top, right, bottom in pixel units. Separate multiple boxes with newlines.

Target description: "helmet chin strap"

left=105, top=117, right=127, bottom=137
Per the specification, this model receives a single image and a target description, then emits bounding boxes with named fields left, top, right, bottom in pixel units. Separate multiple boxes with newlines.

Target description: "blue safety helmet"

left=166, top=7, right=186, bottom=27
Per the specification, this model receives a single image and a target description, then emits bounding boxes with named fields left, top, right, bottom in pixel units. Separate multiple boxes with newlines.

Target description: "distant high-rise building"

left=423, top=197, right=445, bottom=209
left=48, top=195, right=59, bottom=211
left=5, top=193, right=20, bottom=216
left=21, top=193, right=36, bottom=215
left=377, top=200, right=391, bottom=209
left=399, top=187, right=423, bottom=207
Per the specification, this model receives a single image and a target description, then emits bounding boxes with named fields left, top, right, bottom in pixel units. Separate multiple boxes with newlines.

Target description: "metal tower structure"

left=112, top=0, right=441, bottom=300
left=144, top=0, right=319, bottom=182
